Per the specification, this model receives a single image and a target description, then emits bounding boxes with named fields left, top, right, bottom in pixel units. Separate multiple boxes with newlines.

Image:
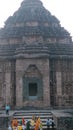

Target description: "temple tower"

left=0, top=0, right=73, bottom=108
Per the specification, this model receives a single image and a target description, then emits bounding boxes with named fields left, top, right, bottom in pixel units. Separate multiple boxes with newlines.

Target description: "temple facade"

left=0, top=0, right=73, bottom=108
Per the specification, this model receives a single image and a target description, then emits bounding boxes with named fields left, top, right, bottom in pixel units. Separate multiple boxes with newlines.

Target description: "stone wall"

left=49, top=59, right=73, bottom=107
left=52, top=110, right=73, bottom=130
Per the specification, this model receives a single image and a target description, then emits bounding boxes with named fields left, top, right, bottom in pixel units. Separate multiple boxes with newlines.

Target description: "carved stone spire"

left=21, top=0, right=43, bottom=7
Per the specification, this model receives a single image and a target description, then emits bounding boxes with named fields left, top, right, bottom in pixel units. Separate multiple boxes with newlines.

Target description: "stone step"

left=13, top=110, right=53, bottom=129
left=14, top=112, right=52, bottom=115
left=14, top=115, right=52, bottom=119
left=13, top=110, right=51, bottom=113
left=14, top=111, right=52, bottom=119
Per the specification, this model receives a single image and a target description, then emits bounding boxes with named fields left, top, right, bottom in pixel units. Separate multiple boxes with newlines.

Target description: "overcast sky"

left=0, top=0, right=73, bottom=38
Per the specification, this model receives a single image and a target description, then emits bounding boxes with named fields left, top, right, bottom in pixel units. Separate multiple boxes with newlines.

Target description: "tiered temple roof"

left=0, top=0, right=73, bottom=59
left=0, top=0, right=71, bottom=39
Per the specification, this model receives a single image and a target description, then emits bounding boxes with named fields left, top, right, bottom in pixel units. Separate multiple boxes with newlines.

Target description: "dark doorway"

left=23, top=77, right=43, bottom=100
left=29, top=83, right=37, bottom=96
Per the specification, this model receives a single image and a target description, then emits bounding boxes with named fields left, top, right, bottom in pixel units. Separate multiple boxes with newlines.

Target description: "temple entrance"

left=28, top=83, right=38, bottom=99
left=23, top=64, right=43, bottom=101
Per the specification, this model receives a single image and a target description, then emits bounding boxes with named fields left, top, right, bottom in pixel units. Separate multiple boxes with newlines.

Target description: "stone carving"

left=64, top=81, right=73, bottom=95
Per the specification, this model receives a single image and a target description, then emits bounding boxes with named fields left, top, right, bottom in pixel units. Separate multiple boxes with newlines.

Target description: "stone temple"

left=0, top=0, right=73, bottom=108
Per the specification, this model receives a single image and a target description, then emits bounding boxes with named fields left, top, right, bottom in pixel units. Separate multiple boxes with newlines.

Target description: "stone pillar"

left=56, top=72, right=62, bottom=106
left=16, top=59, right=23, bottom=107
left=16, top=74, right=23, bottom=107
left=43, top=59, right=50, bottom=107
left=5, top=72, right=11, bottom=104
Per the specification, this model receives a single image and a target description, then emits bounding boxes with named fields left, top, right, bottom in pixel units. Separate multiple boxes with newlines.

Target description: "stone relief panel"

left=64, top=81, right=73, bottom=95
left=24, top=64, right=42, bottom=78
left=62, top=81, right=73, bottom=104
left=61, top=61, right=73, bottom=106
left=22, top=36, right=43, bottom=44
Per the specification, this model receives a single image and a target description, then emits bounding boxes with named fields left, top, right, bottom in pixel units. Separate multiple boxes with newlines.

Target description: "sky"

left=0, top=0, right=73, bottom=38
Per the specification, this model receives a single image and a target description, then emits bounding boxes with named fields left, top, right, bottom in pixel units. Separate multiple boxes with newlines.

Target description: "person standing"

left=46, top=118, right=50, bottom=129
left=22, top=117, right=26, bottom=125
left=26, top=120, right=30, bottom=130
left=35, top=117, right=40, bottom=130
left=8, top=125, right=12, bottom=130
left=22, top=123, right=26, bottom=130
left=5, top=104, right=10, bottom=115
left=39, top=121, right=43, bottom=130
left=30, top=116, right=35, bottom=129
left=46, top=117, right=55, bottom=130
left=51, top=117, right=55, bottom=129
left=17, top=123, right=22, bottom=130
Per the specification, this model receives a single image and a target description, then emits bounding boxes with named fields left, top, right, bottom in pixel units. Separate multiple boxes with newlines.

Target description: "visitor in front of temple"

left=17, top=122, right=23, bottom=130
left=8, top=124, right=12, bottom=130
left=11, top=117, right=26, bottom=130
left=46, top=117, right=55, bottom=129
left=26, top=120, right=30, bottom=130
left=30, top=115, right=35, bottom=129
left=22, top=123, right=26, bottom=130
left=51, top=117, right=55, bottom=129
left=22, top=117, right=26, bottom=125
left=5, top=104, right=10, bottom=115
left=11, top=118, right=18, bottom=130
left=39, top=121, right=43, bottom=130
left=46, top=118, right=50, bottom=129
left=35, top=116, right=41, bottom=130
left=22, top=117, right=26, bottom=130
